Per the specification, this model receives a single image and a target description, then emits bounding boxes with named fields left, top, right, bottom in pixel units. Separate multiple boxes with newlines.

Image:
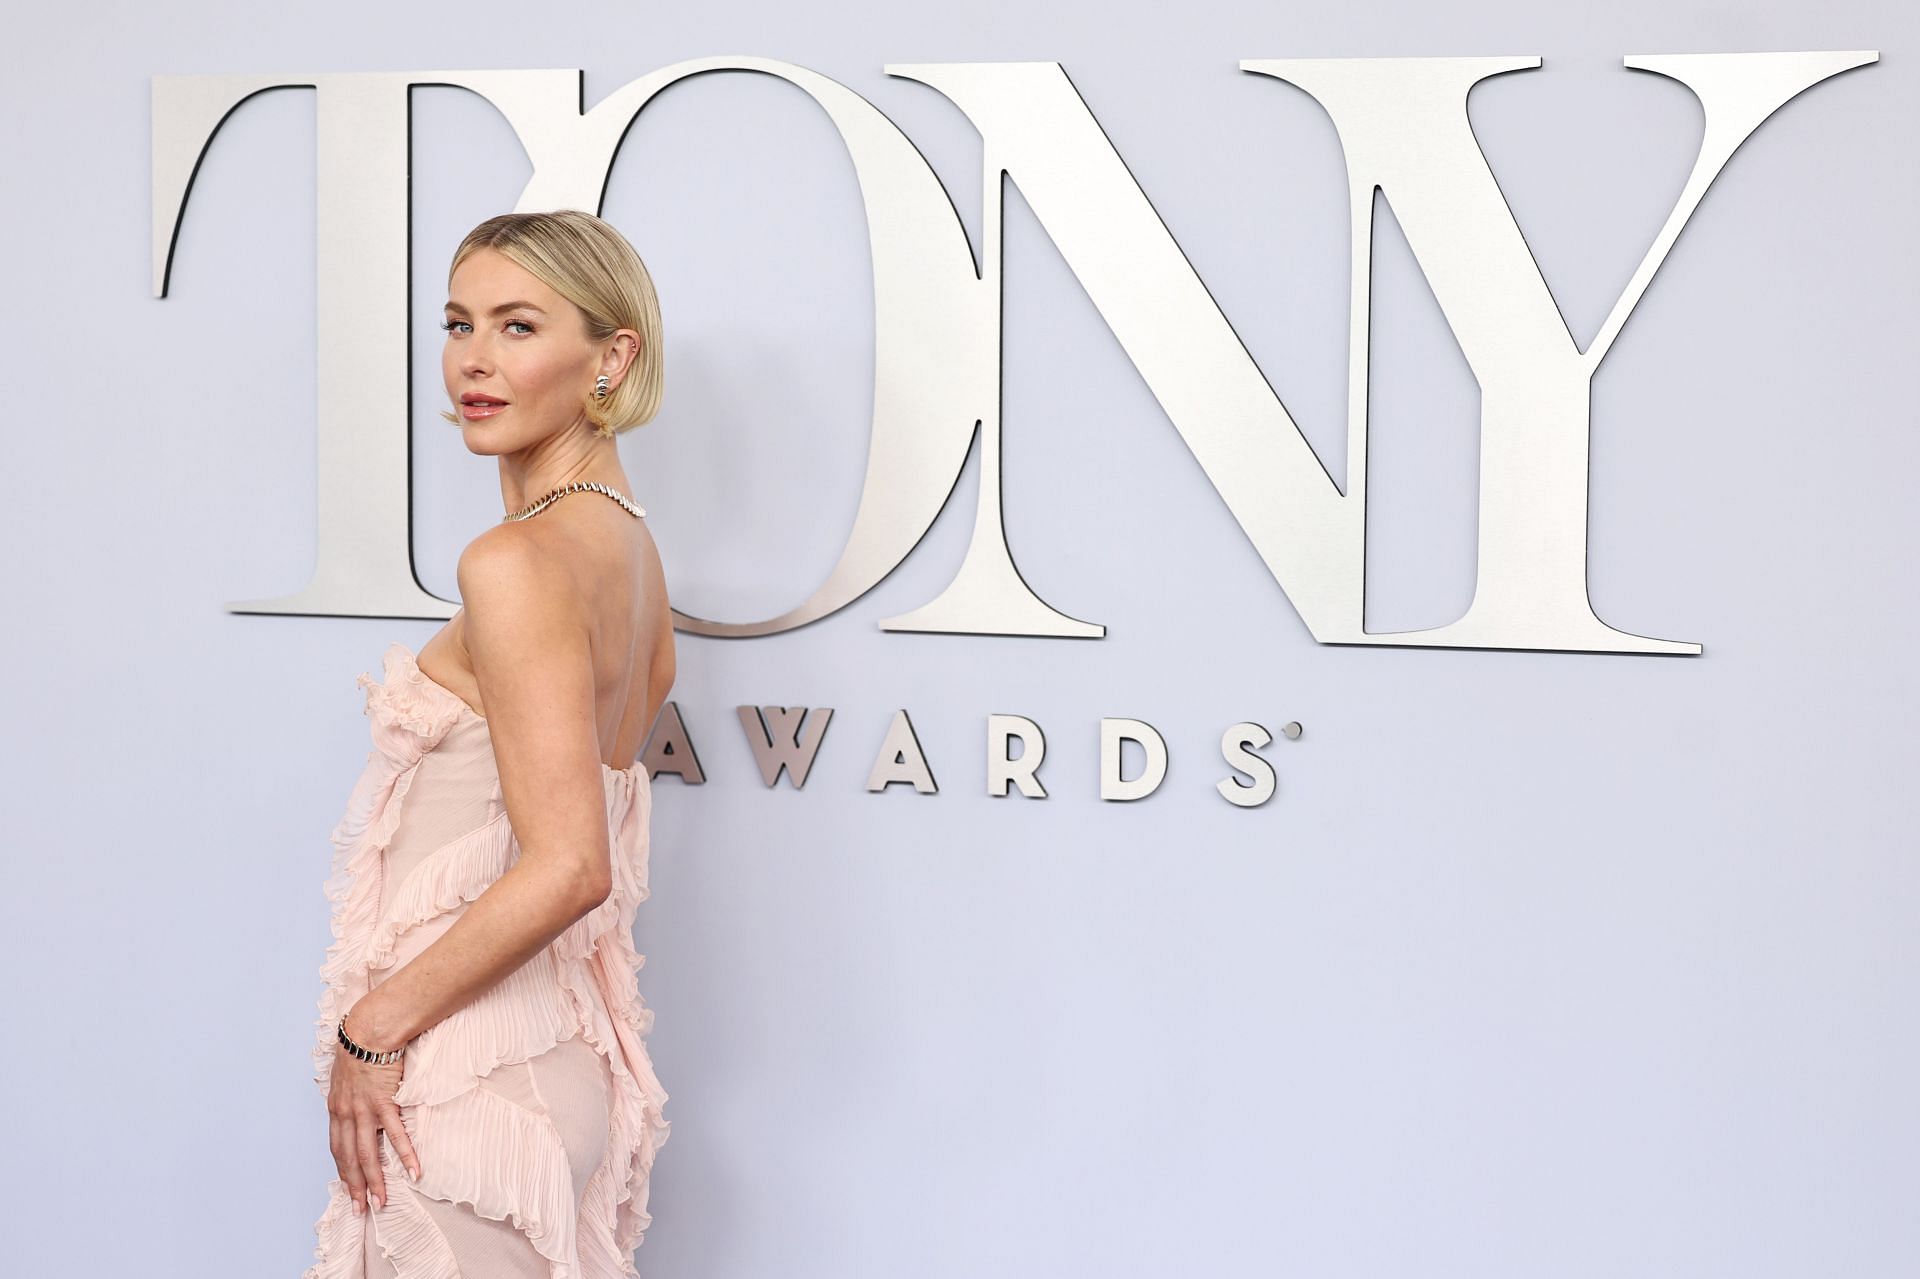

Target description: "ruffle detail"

left=311, top=751, right=409, bottom=1097
left=361, top=810, right=517, bottom=973
left=311, top=647, right=469, bottom=1099
left=359, top=643, right=472, bottom=742
left=303, top=1140, right=463, bottom=1279
left=409, top=1083, right=584, bottom=1269
left=576, top=945, right=673, bottom=1259
left=303, top=1175, right=372, bottom=1279
left=308, top=643, right=668, bottom=1277
left=393, top=951, right=582, bottom=1108
left=557, top=772, right=671, bottom=1257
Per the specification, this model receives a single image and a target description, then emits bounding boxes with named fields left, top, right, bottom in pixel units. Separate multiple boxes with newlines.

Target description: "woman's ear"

left=604, top=330, right=641, bottom=385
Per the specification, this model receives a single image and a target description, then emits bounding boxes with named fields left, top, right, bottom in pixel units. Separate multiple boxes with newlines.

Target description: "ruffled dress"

left=303, top=643, right=670, bottom=1279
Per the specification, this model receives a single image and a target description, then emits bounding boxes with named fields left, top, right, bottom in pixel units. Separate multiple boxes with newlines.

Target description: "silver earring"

left=593, top=375, right=610, bottom=400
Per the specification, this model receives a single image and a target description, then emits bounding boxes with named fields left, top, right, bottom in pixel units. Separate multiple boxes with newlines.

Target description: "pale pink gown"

left=303, top=643, right=671, bottom=1279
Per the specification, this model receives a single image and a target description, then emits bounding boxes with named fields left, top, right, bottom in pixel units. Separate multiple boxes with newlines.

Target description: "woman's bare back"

left=416, top=494, right=674, bottom=770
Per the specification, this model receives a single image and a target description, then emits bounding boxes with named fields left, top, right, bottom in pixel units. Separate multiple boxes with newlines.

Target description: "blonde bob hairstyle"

left=438, top=209, right=664, bottom=438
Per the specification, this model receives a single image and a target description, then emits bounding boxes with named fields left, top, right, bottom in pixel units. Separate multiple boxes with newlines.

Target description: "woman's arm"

left=345, top=528, right=616, bottom=1051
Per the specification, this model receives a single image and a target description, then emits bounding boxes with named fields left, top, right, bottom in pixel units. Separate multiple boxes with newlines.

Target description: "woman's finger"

left=332, top=1116, right=367, bottom=1214
left=356, top=1110, right=385, bottom=1210
left=380, top=1102, right=423, bottom=1181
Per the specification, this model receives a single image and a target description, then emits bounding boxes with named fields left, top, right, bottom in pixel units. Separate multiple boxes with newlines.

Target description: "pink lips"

left=460, top=401, right=507, bottom=420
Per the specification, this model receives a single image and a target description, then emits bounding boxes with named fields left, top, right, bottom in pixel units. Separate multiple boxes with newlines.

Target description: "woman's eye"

left=439, top=319, right=531, bottom=334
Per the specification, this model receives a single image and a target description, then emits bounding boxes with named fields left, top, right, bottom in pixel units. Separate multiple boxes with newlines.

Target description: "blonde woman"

left=303, top=210, right=674, bottom=1278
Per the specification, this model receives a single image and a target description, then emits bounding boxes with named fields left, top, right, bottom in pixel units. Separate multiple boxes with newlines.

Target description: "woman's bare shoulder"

left=456, top=521, right=583, bottom=625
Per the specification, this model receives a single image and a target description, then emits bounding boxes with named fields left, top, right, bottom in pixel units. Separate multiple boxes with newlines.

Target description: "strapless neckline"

left=391, top=642, right=648, bottom=781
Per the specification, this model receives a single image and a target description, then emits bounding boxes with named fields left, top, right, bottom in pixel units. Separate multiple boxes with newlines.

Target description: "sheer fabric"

left=303, top=643, right=670, bottom=1279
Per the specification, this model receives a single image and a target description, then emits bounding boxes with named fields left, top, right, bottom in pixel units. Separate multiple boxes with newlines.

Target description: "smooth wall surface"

left=3, top=2, right=1914, bottom=1276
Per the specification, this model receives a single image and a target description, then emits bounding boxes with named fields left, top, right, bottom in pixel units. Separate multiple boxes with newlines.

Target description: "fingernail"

left=354, top=1200, right=364, bottom=1216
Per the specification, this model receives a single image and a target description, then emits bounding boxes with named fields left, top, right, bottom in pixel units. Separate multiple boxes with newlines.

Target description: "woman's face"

left=441, top=247, right=602, bottom=453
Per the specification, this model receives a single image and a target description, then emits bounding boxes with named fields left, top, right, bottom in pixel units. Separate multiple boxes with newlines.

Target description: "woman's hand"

left=326, top=1009, right=423, bottom=1213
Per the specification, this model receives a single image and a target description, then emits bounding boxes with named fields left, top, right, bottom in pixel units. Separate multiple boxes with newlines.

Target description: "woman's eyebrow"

left=443, top=300, right=548, bottom=316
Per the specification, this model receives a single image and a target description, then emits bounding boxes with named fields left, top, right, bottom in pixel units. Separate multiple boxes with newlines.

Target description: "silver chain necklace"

left=503, top=479, right=647, bottom=523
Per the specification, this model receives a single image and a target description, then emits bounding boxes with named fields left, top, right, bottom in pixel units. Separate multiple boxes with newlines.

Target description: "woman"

left=304, top=210, right=674, bottom=1279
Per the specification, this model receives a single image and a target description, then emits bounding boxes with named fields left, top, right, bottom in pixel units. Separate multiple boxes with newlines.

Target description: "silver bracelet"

left=337, top=1014, right=406, bottom=1066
